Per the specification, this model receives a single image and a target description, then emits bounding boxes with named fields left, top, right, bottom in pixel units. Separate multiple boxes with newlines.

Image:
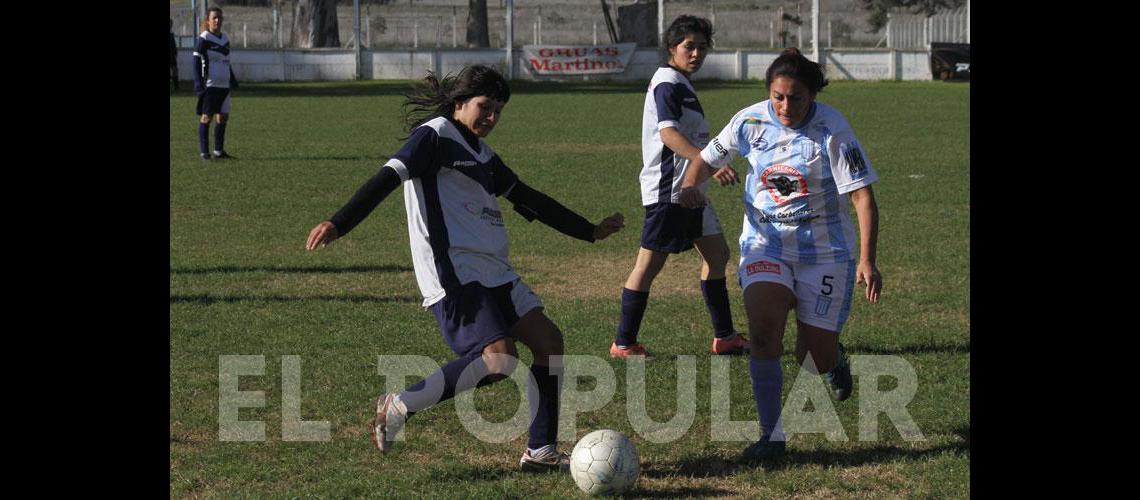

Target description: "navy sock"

left=749, top=357, right=785, bottom=441
left=213, top=121, right=227, bottom=153
left=398, top=349, right=495, bottom=414
left=526, top=363, right=562, bottom=449
left=701, top=278, right=735, bottom=338
left=198, top=123, right=210, bottom=155
left=615, top=288, right=650, bottom=347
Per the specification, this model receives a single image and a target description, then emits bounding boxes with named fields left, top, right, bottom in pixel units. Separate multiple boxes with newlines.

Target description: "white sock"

left=528, top=443, right=557, bottom=457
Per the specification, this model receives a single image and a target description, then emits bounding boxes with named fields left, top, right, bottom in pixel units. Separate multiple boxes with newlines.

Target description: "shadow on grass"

left=425, top=463, right=734, bottom=498
left=629, top=484, right=736, bottom=498
left=196, top=154, right=394, bottom=162
left=953, top=425, right=969, bottom=446
left=427, top=464, right=512, bottom=482
left=169, top=294, right=420, bottom=304
left=170, top=264, right=414, bottom=274
left=853, top=342, right=971, bottom=355
left=640, top=439, right=969, bottom=478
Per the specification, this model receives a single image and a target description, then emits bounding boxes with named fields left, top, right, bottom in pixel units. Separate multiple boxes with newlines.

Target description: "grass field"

left=170, top=78, right=969, bottom=497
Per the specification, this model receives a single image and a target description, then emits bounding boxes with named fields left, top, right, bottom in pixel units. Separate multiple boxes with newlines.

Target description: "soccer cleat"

left=823, top=342, right=853, bottom=401
left=741, top=434, right=787, bottom=462
left=519, top=447, right=571, bottom=473
left=212, top=151, right=235, bottom=159
left=200, top=153, right=211, bottom=161
left=712, top=332, right=750, bottom=355
left=610, top=342, right=654, bottom=360
left=370, top=393, right=406, bottom=454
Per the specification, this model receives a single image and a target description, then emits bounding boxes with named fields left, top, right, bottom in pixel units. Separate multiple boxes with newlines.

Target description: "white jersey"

left=639, top=66, right=712, bottom=206
left=384, top=117, right=521, bottom=307
left=195, top=31, right=233, bottom=88
left=700, top=100, right=878, bottom=264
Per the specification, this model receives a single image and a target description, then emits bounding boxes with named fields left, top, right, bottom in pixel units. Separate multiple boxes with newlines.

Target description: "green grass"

left=170, top=79, right=969, bottom=497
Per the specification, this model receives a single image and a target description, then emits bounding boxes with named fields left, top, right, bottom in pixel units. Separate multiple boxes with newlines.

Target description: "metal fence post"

left=354, top=0, right=362, bottom=79
left=506, top=0, right=514, bottom=80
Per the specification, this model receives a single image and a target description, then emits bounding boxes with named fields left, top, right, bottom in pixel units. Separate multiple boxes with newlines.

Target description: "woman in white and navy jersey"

left=192, top=6, right=238, bottom=161
left=305, top=65, right=624, bottom=472
left=680, top=48, right=883, bottom=462
left=610, top=16, right=749, bottom=360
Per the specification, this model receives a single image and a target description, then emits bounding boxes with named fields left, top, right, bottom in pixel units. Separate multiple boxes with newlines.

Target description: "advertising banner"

left=522, top=43, right=637, bottom=75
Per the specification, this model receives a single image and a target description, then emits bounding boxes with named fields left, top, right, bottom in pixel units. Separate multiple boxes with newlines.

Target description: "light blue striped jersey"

left=699, top=100, right=878, bottom=263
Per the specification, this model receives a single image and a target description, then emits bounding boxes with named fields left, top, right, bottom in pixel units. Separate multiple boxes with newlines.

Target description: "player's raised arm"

left=305, top=166, right=402, bottom=251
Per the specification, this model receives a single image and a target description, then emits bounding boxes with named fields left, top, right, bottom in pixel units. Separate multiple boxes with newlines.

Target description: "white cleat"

left=370, top=393, right=406, bottom=454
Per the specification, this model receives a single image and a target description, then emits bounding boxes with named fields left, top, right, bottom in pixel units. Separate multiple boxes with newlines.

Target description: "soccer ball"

left=569, top=429, right=640, bottom=495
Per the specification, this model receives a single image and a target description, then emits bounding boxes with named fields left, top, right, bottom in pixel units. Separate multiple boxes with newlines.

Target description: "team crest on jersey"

left=840, top=142, right=868, bottom=176
left=814, top=295, right=833, bottom=316
left=760, top=164, right=808, bottom=203
left=745, top=260, right=781, bottom=275
left=798, top=139, right=819, bottom=162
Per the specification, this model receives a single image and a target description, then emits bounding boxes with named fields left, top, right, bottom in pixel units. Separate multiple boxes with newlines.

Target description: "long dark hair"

left=400, top=65, right=511, bottom=134
left=658, top=15, right=714, bottom=65
left=765, top=47, right=828, bottom=94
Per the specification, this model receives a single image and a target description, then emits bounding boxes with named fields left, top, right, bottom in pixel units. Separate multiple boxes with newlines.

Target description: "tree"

left=466, top=0, right=490, bottom=48
left=860, top=0, right=965, bottom=33
left=291, top=0, right=341, bottom=48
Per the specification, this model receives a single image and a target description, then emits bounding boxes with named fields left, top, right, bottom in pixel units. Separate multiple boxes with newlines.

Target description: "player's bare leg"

left=742, top=282, right=794, bottom=461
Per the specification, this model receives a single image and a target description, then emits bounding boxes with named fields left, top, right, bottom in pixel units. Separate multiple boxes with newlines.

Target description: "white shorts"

left=738, top=254, right=856, bottom=333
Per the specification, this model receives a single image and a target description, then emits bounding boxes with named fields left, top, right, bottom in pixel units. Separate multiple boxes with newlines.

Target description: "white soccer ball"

left=569, top=429, right=640, bottom=496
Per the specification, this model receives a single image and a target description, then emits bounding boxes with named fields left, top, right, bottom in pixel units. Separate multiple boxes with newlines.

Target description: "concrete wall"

left=178, top=48, right=933, bottom=83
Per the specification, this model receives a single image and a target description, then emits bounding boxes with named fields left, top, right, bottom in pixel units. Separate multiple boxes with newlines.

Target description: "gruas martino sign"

left=523, top=43, right=637, bottom=75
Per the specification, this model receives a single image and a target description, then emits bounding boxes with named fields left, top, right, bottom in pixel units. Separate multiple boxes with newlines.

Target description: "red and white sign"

left=746, top=261, right=781, bottom=275
left=522, top=43, right=636, bottom=75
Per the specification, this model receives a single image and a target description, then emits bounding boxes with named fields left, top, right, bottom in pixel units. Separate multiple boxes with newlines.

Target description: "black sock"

left=615, top=288, right=649, bottom=346
left=701, top=278, right=735, bottom=338
left=213, top=121, right=227, bottom=154
left=198, top=123, right=210, bottom=155
left=526, top=363, right=562, bottom=450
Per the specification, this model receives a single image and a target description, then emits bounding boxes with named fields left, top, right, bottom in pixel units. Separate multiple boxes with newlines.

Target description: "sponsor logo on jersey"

left=482, top=207, right=504, bottom=226
left=464, top=202, right=504, bottom=226
left=754, top=206, right=818, bottom=224
left=746, top=260, right=781, bottom=275
left=453, top=160, right=477, bottom=167
left=712, top=138, right=728, bottom=157
left=760, top=164, right=808, bottom=203
left=814, top=295, right=833, bottom=316
left=683, top=97, right=697, bottom=103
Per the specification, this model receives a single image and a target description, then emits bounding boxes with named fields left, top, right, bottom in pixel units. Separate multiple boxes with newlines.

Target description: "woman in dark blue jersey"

left=610, top=15, right=749, bottom=361
left=306, top=65, right=624, bottom=472
left=193, top=6, right=238, bottom=160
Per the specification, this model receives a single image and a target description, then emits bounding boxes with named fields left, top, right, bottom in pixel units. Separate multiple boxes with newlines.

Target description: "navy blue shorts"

left=429, top=279, right=544, bottom=357
left=640, top=202, right=707, bottom=254
left=196, top=87, right=232, bottom=116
